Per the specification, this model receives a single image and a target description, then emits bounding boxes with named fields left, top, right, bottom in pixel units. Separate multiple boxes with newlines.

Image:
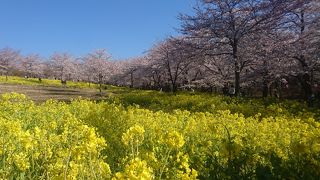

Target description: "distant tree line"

left=1, top=0, right=319, bottom=101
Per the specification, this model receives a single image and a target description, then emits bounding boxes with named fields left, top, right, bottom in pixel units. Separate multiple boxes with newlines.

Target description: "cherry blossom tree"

left=148, top=37, right=198, bottom=92
left=83, top=49, right=111, bottom=92
left=49, top=52, right=75, bottom=84
left=180, top=0, right=303, bottom=96
left=19, top=54, right=44, bottom=79
left=282, top=0, right=320, bottom=99
left=0, top=48, right=21, bottom=81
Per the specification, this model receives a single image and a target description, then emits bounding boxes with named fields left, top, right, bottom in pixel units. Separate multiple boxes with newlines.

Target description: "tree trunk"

left=87, top=76, right=91, bottom=87
left=173, top=86, right=177, bottom=93
left=263, top=81, right=268, bottom=98
left=233, top=42, right=240, bottom=96
left=98, top=74, right=103, bottom=93
left=235, top=70, right=240, bottom=96
left=262, top=58, right=269, bottom=97
left=171, top=83, right=177, bottom=93
left=297, top=11, right=312, bottom=102
left=130, top=72, right=134, bottom=88
left=5, top=69, right=9, bottom=81
left=301, top=73, right=312, bottom=100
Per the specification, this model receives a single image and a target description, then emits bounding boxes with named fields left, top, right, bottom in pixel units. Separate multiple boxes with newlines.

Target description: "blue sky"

left=0, top=0, right=195, bottom=60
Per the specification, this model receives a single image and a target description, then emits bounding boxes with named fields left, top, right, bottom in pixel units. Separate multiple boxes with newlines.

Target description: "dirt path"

left=0, top=84, right=105, bottom=102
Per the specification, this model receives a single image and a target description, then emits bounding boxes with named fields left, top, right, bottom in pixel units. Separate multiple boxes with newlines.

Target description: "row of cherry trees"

left=1, top=0, right=319, bottom=99
left=115, top=0, right=320, bottom=99
left=0, top=48, right=119, bottom=89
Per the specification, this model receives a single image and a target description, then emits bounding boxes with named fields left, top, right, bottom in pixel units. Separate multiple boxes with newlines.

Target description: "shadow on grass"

left=45, top=88, right=80, bottom=92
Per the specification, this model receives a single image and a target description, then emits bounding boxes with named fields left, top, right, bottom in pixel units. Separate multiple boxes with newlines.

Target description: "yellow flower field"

left=1, top=92, right=320, bottom=179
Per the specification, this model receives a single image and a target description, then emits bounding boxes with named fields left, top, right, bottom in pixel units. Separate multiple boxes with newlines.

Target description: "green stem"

left=159, top=148, right=172, bottom=179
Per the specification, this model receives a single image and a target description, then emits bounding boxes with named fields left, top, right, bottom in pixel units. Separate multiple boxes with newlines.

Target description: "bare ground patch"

left=0, top=84, right=105, bottom=103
